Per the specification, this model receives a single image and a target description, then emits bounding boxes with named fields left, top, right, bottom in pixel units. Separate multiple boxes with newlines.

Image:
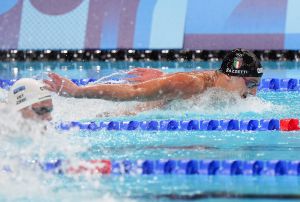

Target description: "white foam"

left=51, top=88, right=285, bottom=120
left=51, top=94, right=139, bottom=121
left=168, top=88, right=285, bottom=115
left=0, top=107, right=127, bottom=201
left=0, top=85, right=286, bottom=201
left=0, top=88, right=8, bottom=111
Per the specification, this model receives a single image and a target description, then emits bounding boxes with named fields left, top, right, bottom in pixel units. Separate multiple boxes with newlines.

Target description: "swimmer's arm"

left=75, top=73, right=206, bottom=101
left=126, top=68, right=165, bottom=82
left=45, top=72, right=206, bottom=100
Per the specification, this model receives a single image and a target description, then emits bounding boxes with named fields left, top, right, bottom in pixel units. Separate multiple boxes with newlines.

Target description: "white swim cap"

left=8, top=78, right=52, bottom=111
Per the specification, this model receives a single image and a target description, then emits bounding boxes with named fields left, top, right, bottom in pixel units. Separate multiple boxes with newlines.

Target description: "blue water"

left=1, top=61, right=300, bottom=202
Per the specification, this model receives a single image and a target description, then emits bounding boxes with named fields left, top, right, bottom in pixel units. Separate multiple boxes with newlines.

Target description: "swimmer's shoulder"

left=164, top=70, right=215, bottom=82
left=191, top=70, right=215, bottom=74
left=189, top=70, right=216, bottom=78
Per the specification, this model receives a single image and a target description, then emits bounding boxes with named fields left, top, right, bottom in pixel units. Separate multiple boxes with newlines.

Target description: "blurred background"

left=1, top=1, right=300, bottom=202
left=0, top=0, right=298, bottom=51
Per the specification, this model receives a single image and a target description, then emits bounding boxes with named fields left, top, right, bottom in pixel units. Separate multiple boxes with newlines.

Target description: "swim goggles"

left=32, top=106, right=53, bottom=116
left=242, top=78, right=260, bottom=89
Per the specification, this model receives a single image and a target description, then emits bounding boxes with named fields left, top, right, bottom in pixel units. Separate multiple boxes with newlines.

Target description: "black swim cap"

left=219, top=49, right=263, bottom=77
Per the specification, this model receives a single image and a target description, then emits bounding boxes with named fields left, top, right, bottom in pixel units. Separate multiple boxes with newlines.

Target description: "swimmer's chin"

left=241, top=93, right=257, bottom=99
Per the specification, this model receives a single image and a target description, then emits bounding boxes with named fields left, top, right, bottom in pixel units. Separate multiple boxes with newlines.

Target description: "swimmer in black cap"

left=45, top=49, right=263, bottom=104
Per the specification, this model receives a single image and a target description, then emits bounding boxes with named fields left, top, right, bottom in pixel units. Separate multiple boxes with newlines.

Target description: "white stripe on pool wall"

left=285, top=0, right=300, bottom=33
left=18, top=0, right=89, bottom=49
left=149, top=0, right=188, bottom=49
left=284, top=0, right=300, bottom=49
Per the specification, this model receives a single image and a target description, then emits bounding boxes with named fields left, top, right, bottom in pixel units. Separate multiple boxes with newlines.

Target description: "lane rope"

left=1, top=78, right=300, bottom=91
left=57, top=118, right=300, bottom=132
left=39, top=159, right=300, bottom=176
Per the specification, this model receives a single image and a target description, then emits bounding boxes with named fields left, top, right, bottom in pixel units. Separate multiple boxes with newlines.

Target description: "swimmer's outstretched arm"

left=45, top=72, right=206, bottom=101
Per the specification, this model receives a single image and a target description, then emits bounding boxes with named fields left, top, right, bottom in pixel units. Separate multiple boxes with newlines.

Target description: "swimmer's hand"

left=126, top=68, right=164, bottom=82
left=44, top=73, right=80, bottom=97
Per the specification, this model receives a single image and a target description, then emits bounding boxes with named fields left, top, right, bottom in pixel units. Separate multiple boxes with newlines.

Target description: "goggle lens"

left=32, top=106, right=53, bottom=116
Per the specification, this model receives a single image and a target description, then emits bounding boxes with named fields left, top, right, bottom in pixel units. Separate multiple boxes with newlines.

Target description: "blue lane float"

left=40, top=159, right=300, bottom=176
left=259, top=78, right=299, bottom=91
left=135, top=160, right=300, bottom=176
left=57, top=119, right=282, bottom=131
left=0, top=79, right=16, bottom=89
left=1, top=78, right=300, bottom=91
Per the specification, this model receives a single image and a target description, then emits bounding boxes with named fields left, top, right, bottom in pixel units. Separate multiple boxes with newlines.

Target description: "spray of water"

left=169, top=88, right=285, bottom=114
left=50, top=87, right=286, bottom=121
left=0, top=101, right=130, bottom=201
left=0, top=81, right=286, bottom=201
left=52, top=94, right=138, bottom=121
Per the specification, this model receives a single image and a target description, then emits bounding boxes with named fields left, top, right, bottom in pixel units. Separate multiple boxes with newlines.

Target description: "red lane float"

left=66, top=159, right=111, bottom=175
left=280, top=119, right=300, bottom=131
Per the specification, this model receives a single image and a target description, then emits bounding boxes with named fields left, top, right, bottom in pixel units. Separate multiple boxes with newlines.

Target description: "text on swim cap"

left=13, top=86, right=25, bottom=94
left=16, top=94, right=26, bottom=105
left=226, top=68, right=248, bottom=74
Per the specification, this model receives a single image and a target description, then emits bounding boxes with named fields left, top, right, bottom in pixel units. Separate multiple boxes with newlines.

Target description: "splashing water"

left=0, top=81, right=287, bottom=201
left=0, top=105, right=132, bottom=201
left=0, top=88, right=7, bottom=103
left=52, top=94, right=139, bottom=121
left=51, top=86, right=286, bottom=121
left=168, top=88, right=285, bottom=116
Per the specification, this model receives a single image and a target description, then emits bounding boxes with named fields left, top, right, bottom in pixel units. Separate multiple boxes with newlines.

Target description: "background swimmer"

left=8, top=78, right=53, bottom=121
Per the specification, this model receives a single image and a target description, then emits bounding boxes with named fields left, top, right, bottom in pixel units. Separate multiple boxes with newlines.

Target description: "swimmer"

left=44, top=48, right=263, bottom=105
left=8, top=78, right=53, bottom=121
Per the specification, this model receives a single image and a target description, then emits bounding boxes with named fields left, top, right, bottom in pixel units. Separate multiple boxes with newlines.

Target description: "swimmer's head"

left=219, top=49, right=263, bottom=78
left=8, top=78, right=53, bottom=121
left=216, top=49, right=263, bottom=98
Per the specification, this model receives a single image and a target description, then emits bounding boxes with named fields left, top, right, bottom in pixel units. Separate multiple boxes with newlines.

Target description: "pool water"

left=0, top=61, right=300, bottom=202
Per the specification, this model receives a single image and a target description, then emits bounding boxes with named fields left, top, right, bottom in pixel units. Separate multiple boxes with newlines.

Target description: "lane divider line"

left=1, top=78, right=300, bottom=91
left=57, top=119, right=300, bottom=131
left=39, top=159, right=300, bottom=176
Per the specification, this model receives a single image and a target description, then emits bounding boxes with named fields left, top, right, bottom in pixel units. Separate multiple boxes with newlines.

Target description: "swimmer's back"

left=162, top=70, right=215, bottom=87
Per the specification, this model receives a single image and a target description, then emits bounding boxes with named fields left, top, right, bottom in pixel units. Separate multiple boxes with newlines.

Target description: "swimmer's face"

left=241, top=77, right=261, bottom=97
left=20, top=99, right=53, bottom=121
left=229, top=76, right=261, bottom=98
left=218, top=74, right=261, bottom=98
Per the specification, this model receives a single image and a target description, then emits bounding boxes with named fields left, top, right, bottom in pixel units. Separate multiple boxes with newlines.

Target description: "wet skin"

left=44, top=70, right=261, bottom=101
